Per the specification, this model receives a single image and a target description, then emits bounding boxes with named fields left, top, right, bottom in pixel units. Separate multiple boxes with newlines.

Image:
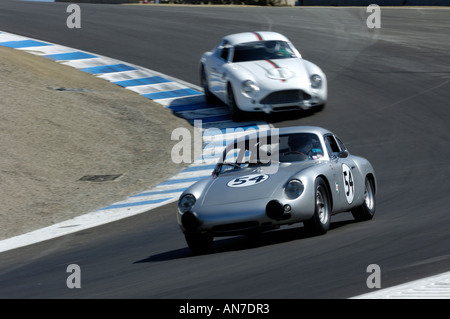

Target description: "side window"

left=324, top=135, right=341, bottom=156
left=220, top=46, right=229, bottom=61
left=214, top=40, right=230, bottom=62
left=335, top=136, right=348, bottom=152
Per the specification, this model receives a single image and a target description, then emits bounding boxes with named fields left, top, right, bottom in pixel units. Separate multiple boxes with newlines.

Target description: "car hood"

left=199, top=161, right=318, bottom=206
left=233, top=58, right=310, bottom=84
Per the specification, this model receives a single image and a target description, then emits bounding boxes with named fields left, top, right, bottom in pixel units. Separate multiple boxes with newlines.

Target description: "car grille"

left=260, top=90, right=311, bottom=105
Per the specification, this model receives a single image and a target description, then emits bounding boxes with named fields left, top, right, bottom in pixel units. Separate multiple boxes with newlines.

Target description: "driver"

left=287, top=134, right=323, bottom=159
left=264, top=40, right=279, bottom=54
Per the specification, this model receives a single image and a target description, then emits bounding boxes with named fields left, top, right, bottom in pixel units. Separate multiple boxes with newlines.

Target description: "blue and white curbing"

left=0, top=30, right=271, bottom=252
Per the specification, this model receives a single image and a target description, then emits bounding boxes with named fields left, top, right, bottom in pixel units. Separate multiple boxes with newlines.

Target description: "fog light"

left=266, top=200, right=291, bottom=221
left=284, top=204, right=291, bottom=213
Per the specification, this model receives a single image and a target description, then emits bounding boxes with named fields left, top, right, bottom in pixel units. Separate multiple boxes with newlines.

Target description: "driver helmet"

left=264, top=40, right=279, bottom=54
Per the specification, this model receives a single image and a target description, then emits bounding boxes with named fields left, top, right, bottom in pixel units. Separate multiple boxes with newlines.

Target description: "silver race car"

left=200, top=31, right=327, bottom=120
left=177, top=126, right=376, bottom=253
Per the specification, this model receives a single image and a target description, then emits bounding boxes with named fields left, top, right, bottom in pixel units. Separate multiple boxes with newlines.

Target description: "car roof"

left=230, top=126, right=335, bottom=144
left=223, top=31, right=290, bottom=46
left=278, top=126, right=333, bottom=137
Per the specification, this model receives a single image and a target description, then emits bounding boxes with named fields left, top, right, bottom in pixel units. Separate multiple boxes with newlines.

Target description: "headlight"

left=310, top=74, right=322, bottom=89
left=178, top=194, right=196, bottom=213
left=285, top=179, right=304, bottom=199
left=241, top=80, right=259, bottom=97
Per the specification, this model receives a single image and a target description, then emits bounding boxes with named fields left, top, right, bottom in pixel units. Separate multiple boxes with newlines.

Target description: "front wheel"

left=200, top=67, right=215, bottom=104
left=351, top=177, right=376, bottom=221
left=227, top=84, right=244, bottom=122
left=304, top=177, right=331, bottom=235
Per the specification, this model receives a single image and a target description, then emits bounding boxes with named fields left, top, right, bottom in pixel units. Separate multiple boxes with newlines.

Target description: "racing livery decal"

left=227, top=174, right=269, bottom=188
left=342, top=164, right=354, bottom=204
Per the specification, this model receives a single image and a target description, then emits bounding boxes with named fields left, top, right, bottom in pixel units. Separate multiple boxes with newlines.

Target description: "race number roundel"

left=342, top=164, right=355, bottom=204
left=227, top=174, right=269, bottom=188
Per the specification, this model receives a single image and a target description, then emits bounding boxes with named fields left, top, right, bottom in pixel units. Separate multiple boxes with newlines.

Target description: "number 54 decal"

left=227, top=174, right=269, bottom=188
left=342, top=164, right=355, bottom=204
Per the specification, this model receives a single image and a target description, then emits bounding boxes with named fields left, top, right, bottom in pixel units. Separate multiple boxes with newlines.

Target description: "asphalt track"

left=0, top=2, right=449, bottom=300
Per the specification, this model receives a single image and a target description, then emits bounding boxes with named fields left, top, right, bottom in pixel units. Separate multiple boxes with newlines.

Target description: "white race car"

left=200, top=31, right=327, bottom=120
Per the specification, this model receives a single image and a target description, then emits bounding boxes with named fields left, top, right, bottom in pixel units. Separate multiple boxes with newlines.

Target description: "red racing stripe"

left=266, top=60, right=286, bottom=82
left=253, top=32, right=263, bottom=41
left=266, top=59, right=279, bottom=69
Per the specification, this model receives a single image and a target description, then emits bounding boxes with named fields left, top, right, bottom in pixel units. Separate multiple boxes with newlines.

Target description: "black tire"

left=304, top=177, right=331, bottom=235
left=200, top=66, right=215, bottom=104
left=227, top=83, right=244, bottom=122
left=185, top=233, right=213, bottom=254
left=351, top=177, right=376, bottom=221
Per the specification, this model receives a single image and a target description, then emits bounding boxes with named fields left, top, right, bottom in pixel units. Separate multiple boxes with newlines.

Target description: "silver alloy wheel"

left=316, top=187, right=329, bottom=225
left=364, top=179, right=375, bottom=210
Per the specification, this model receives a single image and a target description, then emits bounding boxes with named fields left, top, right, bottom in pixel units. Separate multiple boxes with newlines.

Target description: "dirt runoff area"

left=0, top=46, right=194, bottom=240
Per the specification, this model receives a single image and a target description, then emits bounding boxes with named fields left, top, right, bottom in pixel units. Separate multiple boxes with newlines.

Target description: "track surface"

left=0, top=3, right=449, bottom=299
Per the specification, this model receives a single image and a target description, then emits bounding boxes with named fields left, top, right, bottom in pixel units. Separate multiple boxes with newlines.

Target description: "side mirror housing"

left=338, top=151, right=349, bottom=158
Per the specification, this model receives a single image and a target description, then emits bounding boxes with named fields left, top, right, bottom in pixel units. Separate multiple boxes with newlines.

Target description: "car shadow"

left=246, top=108, right=321, bottom=125
left=134, top=219, right=356, bottom=264
left=166, top=96, right=320, bottom=126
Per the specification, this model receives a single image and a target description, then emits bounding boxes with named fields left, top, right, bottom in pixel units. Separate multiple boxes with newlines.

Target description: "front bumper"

left=236, top=88, right=326, bottom=113
left=177, top=197, right=315, bottom=237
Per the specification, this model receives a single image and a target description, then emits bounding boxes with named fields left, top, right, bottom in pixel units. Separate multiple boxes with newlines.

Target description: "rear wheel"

left=304, top=177, right=331, bottom=235
left=351, top=177, right=376, bottom=221
left=185, top=233, right=213, bottom=254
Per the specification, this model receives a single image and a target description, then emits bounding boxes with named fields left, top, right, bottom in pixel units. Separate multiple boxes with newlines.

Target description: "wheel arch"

left=316, top=174, right=333, bottom=212
left=365, top=173, right=376, bottom=195
left=226, top=80, right=234, bottom=93
left=200, top=63, right=207, bottom=81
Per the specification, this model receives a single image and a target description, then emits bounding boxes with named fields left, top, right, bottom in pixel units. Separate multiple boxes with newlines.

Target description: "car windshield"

left=218, top=133, right=324, bottom=174
left=278, top=133, right=324, bottom=163
left=232, top=40, right=297, bottom=63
